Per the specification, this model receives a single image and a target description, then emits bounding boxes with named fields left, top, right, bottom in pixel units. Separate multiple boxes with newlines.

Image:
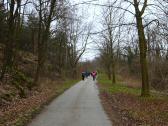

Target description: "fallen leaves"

left=0, top=79, right=76, bottom=126
left=99, top=89, right=168, bottom=126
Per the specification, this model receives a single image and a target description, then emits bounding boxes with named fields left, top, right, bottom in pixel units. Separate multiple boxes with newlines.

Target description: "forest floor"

left=98, top=74, right=168, bottom=126
left=0, top=78, right=78, bottom=126
left=0, top=48, right=79, bottom=126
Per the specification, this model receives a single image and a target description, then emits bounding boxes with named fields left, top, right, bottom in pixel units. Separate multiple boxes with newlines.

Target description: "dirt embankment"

left=0, top=79, right=77, bottom=126
left=0, top=48, right=77, bottom=126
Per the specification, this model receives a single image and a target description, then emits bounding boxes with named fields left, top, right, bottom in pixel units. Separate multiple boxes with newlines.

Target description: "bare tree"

left=99, top=1, right=121, bottom=83
left=67, top=17, right=91, bottom=78
left=33, top=0, right=57, bottom=85
left=0, top=0, right=22, bottom=80
left=132, top=0, right=150, bottom=96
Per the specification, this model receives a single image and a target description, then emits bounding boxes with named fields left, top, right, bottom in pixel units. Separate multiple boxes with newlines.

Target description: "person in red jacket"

left=91, top=71, right=97, bottom=81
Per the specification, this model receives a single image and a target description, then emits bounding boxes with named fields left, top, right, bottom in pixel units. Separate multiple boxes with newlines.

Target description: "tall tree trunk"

left=134, top=0, right=150, bottom=96
left=34, top=0, right=57, bottom=85
left=34, top=30, right=49, bottom=84
left=136, top=14, right=149, bottom=96
left=0, top=0, right=15, bottom=80
left=107, top=67, right=111, bottom=80
left=33, top=0, right=42, bottom=85
left=112, top=60, right=116, bottom=84
left=73, top=67, right=77, bottom=79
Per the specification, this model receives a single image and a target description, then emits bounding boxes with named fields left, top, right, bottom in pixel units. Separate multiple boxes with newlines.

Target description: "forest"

left=0, top=0, right=168, bottom=125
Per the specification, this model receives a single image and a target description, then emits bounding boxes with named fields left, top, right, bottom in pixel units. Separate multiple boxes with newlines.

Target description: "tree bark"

left=107, top=67, right=111, bottom=80
left=34, top=0, right=57, bottom=85
left=112, top=61, right=116, bottom=84
left=134, top=0, right=150, bottom=96
left=0, top=0, right=15, bottom=80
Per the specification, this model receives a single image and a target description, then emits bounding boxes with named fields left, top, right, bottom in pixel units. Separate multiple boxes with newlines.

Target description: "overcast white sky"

left=71, top=0, right=106, bottom=61
left=70, top=0, right=136, bottom=61
left=70, top=0, right=159, bottom=61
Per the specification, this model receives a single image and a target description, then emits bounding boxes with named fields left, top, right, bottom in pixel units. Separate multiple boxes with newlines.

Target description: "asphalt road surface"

left=28, top=77, right=112, bottom=126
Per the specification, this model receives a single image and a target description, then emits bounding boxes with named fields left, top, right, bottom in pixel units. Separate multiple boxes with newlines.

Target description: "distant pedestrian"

left=91, top=71, right=97, bottom=81
left=82, top=72, right=85, bottom=80
left=85, top=71, right=91, bottom=78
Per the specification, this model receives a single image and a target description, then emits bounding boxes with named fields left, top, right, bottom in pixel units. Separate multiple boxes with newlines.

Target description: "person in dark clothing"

left=85, top=71, right=90, bottom=78
left=87, top=71, right=91, bottom=77
left=82, top=72, right=85, bottom=80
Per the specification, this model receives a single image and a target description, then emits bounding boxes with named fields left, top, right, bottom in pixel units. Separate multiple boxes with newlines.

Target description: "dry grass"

left=117, top=73, right=141, bottom=88
left=98, top=74, right=168, bottom=126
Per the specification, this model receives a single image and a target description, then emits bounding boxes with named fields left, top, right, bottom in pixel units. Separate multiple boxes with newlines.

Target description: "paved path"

left=28, top=77, right=112, bottom=126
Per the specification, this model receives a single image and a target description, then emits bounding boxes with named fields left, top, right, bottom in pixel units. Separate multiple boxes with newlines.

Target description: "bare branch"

left=140, top=0, right=147, bottom=16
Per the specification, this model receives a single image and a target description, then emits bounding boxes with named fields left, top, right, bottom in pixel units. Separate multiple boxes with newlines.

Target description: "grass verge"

left=98, top=73, right=141, bottom=95
left=98, top=73, right=168, bottom=126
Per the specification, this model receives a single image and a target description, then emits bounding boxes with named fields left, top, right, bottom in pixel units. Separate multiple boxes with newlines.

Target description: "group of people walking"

left=81, top=71, right=97, bottom=81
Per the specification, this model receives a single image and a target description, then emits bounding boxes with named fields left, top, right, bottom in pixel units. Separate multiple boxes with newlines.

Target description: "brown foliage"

left=0, top=79, right=67, bottom=126
left=100, top=92, right=168, bottom=126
